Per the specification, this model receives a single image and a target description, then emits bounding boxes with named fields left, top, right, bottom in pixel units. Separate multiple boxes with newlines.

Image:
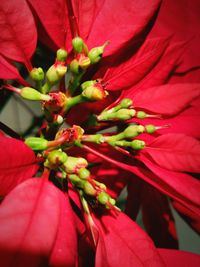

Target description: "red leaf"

left=81, top=0, right=161, bottom=56
left=132, top=83, right=200, bottom=115
left=105, top=37, right=170, bottom=91
left=0, top=0, right=37, bottom=70
left=122, top=41, right=188, bottom=98
left=130, top=97, right=200, bottom=139
left=83, top=145, right=200, bottom=215
left=0, top=178, right=77, bottom=267
left=150, top=0, right=200, bottom=72
left=27, top=0, right=68, bottom=49
left=94, top=212, right=165, bottom=267
left=49, top=193, right=77, bottom=267
left=143, top=134, right=200, bottom=172
left=142, top=185, right=178, bottom=248
left=0, top=55, right=29, bottom=86
left=158, top=249, right=200, bottom=267
left=138, top=155, right=200, bottom=216
left=0, top=136, right=37, bottom=196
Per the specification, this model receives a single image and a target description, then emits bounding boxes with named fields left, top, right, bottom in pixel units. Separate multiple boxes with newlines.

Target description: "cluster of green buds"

left=81, top=122, right=165, bottom=151
left=97, top=98, right=161, bottom=121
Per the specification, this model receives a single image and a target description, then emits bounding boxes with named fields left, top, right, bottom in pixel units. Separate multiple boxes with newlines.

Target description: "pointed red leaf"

left=0, top=55, right=29, bottom=86
left=122, top=41, right=188, bottom=99
left=0, top=0, right=37, bottom=70
left=77, top=0, right=161, bottom=56
left=150, top=0, right=200, bottom=72
left=0, top=136, right=37, bottom=196
left=158, top=249, right=200, bottom=267
left=27, top=0, right=68, bottom=49
left=105, top=37, right=170, bottom=91
left=83, top=145, right=200, bottom=216
left=142, top=185, right=178, bottom=248
left=0, top=178, right=77, bottom=267
left=143, top=134, right=200, bottom=172
left=138, top=155, right=200, bottom=216
left=130, top=97, right=200, bottom=139
left=132, top=83, right=200, bottom=115
left=49, top=194, right=77, bottom=267
left=94, top=212, right=165, bottom=267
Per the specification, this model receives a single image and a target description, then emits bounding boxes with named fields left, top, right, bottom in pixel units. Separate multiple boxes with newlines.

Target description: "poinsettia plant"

left=0, top=0, right=200, bottom=266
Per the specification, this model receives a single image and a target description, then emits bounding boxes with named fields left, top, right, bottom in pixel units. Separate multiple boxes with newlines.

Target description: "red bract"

left=0, top=178, right=77, bottom=267
left=0, top=0, right=37, bottom=70
left=0, top=135, right=38, bottom=197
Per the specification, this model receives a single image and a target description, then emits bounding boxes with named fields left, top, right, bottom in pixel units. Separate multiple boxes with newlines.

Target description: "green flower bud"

left=20, top=87, right=51, bottom=101
left=136, top=111, right=147, bottom=119
left=56, top=48, right=68, bottom=62
left=83, top=181, right=96, bottom=196
left=47, top=150, right=68, bottom=166
left=72, top=37, right=84, bottom=53
left=79, top=168, right=90, bottom=180
left=131, top=140, right=145, bottom=150
left=78, top=56, right=91, bottom=69
left=25, top=137, right=48, bottom=150
left=97, top=192, right=109, bottom=205
left=120, top=98, right=133, bottom=108
left=123, top=125, right=144, bottom=138
left=81, top=80, right=96, bottom=91
left=69, top=59, right=80, bottom=74
left=116, top=109, right=136, bottom=120
left=69, top=174, right=85, bottom=188
left=63, top=156, right=88, bottom=174
left=88, top=41, right=109, bottom=64
left=145, top=124, right=156, bottom=134
left=30, top=67, right=44, bottom=81
left=109, top=197, right=116, bottom=206
left=46, top=65, right=67, bottom=85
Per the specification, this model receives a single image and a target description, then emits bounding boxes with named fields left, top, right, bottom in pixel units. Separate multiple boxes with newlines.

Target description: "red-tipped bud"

left=63, top=156, right=88, bottom=174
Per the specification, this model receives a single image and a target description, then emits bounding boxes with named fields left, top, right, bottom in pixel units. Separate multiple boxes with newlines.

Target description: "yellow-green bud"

left=69, top=59, right=79, bottom=74
left=56, top=48, right=68, bottom=62
left=88, top=41, right=109, bottom=64
left=136, top=111, right=147, bottom=119
left=82, top=85, right=108, bottom=101
left=120, top=98, right=133, bottom=108
left=124, top=125, right=144, bottom=138
left=63, top=156, right=88, bottom=174
left=116, top=109, right=136, bottom=120
left=145, top=124, right=156, bottom=134
left=79, top=168, right=90, bottom=179
left=131, top=140, right=145, bottom=150
left=30, top=67, right=44, bottom=81
left=68, top=174, right=85, bottom=188
left=25, top=137, right=48, bottom=150
left=46, top=65, right=67, bottom=85
left=97, top=192, right=109, bottom=205
left=20, top=87, right=51, bottom=101
left=72, top=37, right=84, bottom=53
left=81, top=80, right=96, bottom=91
left=47, top=150, right=68, bottom=166
left=83, top=181, right=96, bottom=196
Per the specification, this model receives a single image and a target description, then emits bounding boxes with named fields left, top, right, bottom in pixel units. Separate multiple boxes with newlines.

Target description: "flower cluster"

left=0, top=0, right=200, bottom=266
